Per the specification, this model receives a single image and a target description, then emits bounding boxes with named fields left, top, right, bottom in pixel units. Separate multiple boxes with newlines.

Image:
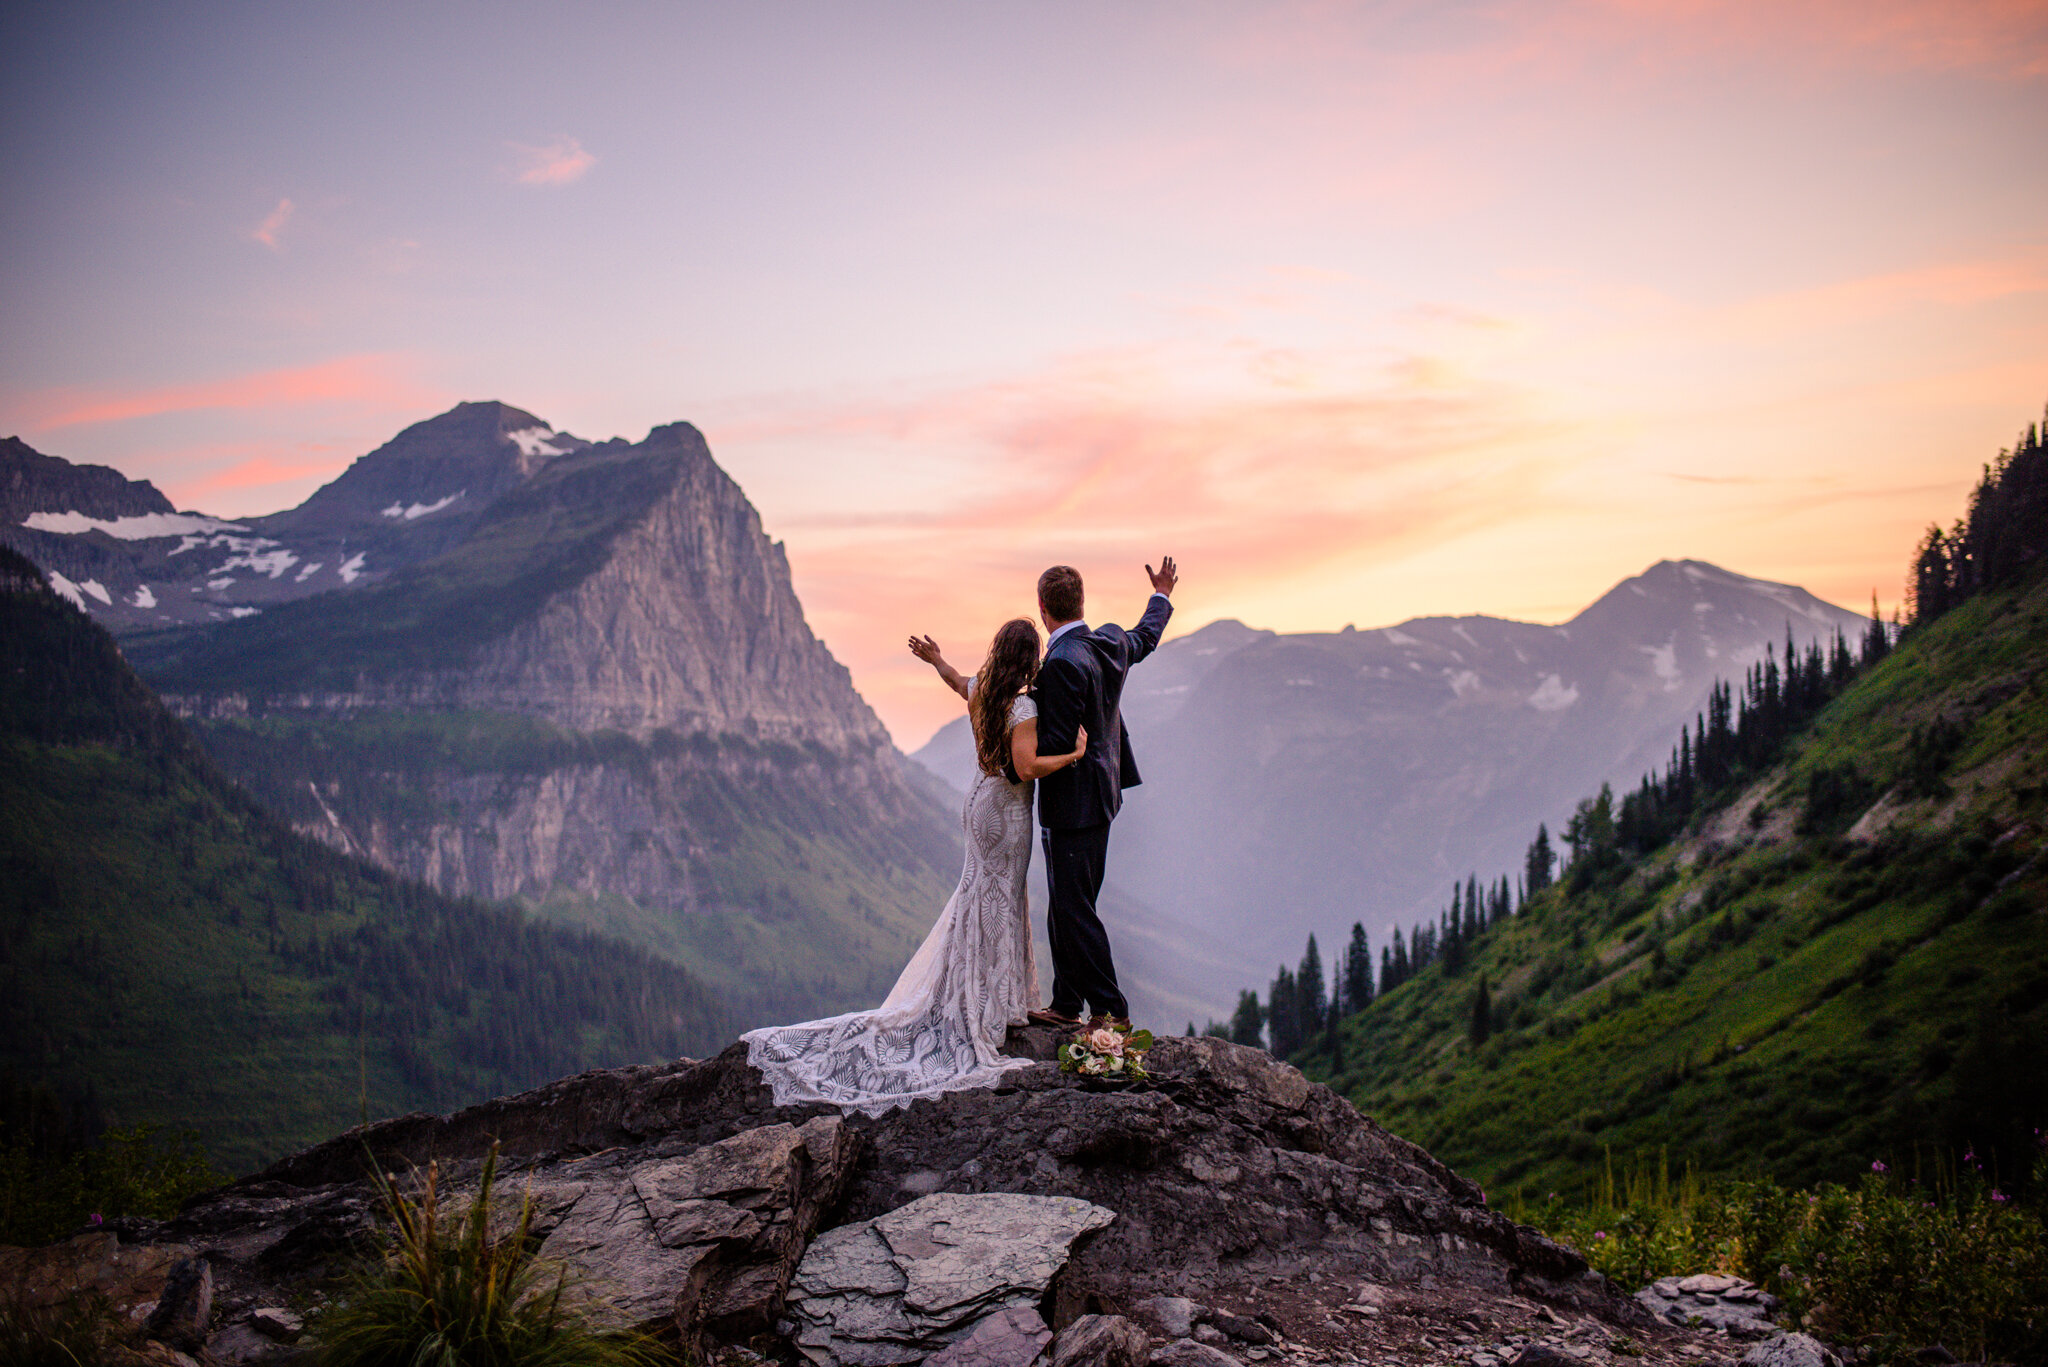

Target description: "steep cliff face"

left=431, top=423, right=886, bottom=744
left=96, top=405, right=960, bottom=1028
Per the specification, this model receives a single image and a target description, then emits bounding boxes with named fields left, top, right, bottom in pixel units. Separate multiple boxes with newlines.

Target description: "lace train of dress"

left=742, top=696, right=1041, bottom=1118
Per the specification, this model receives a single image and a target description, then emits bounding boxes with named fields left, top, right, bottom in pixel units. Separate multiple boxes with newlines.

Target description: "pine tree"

left=1468, top=973, right=1492, bottom=1046
left=1344, top=923, right=1372, bottom=1011
left=1268, top=967, right=1299, bottom=1057
left=1525, top=824, right=1556, bottom=896
left=1228, top=989, right=1266, bottom=1049
left=1297, top=935, right=1328, bottom=1037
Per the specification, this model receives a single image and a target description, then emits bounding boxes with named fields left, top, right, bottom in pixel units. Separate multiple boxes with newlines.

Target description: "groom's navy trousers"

left=1041, top=823, right=1123, bottom=1020
left=1033, top=592, right=1172, bottom=1021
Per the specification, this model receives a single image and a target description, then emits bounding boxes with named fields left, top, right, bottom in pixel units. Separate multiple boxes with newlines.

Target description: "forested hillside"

left=1227, top=413, right=2048, bottom=1195
left=0, top=546, right=729, bottom=1173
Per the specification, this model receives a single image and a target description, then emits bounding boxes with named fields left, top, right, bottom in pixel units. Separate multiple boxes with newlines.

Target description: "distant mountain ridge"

left=915, top=560, right=1869, bottom=1016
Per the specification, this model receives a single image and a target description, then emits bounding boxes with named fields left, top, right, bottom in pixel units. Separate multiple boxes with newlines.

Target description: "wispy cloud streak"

left=251, top=197, right=294, bottom=251
left=9, top=355, right=441, bottom=431
left=508, top=136, right=596, bottom=186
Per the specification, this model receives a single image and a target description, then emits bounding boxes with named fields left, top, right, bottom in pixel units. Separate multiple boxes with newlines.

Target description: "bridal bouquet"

left=1058, top=1025, right=1154, bottom=1080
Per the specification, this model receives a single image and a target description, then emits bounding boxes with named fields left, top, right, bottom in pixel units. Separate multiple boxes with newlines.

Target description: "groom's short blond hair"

left=1038, top=565, right=1084, bottom=623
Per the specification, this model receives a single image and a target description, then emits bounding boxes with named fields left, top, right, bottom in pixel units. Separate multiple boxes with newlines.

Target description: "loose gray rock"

left=1050, top=1314, right=1151, bottom=1367
left=787, top=1192, right=1115, bottom=1367
left=1636, top=1272, right=1779, bottom=1339
left=924, top=1306, right=1054, bottom=1367
left=1740, top=1333, right=1842, bottom=1367
left=1212, top=1312, right=1274, bottom=1345
left=143, top=1256, right=213, bottom=1353
left=1508, top=1348, right=1577, bottom=1367
left=248, top=1307, right=303, bottom=1342
left=1151, top=1340, right=1242, bottom=1367
left=1132, top=1296, right=1202, bottom=1340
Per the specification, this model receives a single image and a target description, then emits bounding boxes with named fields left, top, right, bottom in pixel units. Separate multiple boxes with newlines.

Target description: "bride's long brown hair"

left=973, top=618, right=1042, bottom=777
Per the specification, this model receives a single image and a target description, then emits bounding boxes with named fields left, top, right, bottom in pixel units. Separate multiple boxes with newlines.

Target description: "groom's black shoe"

left=1027, top=1008, right=1084, bottom=1030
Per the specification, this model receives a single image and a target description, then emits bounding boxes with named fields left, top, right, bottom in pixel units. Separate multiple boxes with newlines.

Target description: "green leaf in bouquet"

left=1127, top=1029, right=1155, bottom=1051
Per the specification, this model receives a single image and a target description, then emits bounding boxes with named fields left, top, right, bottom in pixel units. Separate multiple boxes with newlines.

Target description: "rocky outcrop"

left=7, top=1030, right=1811, bottom=1367
left=70, top=1032, right=1659, bottom=1359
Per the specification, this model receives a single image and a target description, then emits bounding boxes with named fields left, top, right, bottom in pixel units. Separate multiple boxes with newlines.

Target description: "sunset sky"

left=4, top=1, right=2044, bottom=747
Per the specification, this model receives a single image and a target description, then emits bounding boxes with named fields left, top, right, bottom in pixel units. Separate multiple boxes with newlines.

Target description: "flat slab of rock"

left=788, top=1192, right=1116, bottom=1367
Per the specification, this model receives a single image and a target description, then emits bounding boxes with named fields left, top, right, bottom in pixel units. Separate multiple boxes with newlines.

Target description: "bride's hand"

left=1070, top=725, right=1089, bottom=762
left=908, top=634, right=942, bottom=665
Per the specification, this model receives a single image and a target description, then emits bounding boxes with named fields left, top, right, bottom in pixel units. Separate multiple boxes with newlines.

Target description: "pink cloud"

left=251, top=197, right=294, bottom=251
left=509, top=136, right=596, bottom=187
left=9, top=354, right=443, bottom=431
left=1728, top=251, right=2048, bottom=334
left=709, top=352, right=1585, bottom=744
left=109, top=442, right=356, bottom=513
left=1222, top=0, right=2048, bottom=83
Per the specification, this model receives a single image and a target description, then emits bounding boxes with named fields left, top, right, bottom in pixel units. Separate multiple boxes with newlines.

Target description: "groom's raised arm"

left=1124, top=555, right=1177, bottom=664
left=1036, top=657, right=1084, bottom=756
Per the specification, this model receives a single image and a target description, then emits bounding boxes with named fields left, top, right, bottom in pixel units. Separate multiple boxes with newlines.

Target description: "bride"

left=742, top=618, right=1087, bottom=1116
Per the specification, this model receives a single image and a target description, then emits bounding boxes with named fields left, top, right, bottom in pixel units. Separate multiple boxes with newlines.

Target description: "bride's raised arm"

left=908, top=634, right=972, bottom=702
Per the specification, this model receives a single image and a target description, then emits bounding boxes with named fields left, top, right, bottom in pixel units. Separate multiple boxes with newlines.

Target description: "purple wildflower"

left=1992, top=1189, right=2008, bottom=1202
left=1872, top=1160, right=1888, bottom=1173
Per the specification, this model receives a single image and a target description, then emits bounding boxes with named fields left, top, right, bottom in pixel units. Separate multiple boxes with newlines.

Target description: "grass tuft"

left=315, top=1144, right=670, bottom=1367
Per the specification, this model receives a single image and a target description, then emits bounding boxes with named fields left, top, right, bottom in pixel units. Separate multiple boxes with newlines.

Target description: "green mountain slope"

left=0, top=547, right=730, bottom=1173
left=1300, top=567, right=2048, bottom=1195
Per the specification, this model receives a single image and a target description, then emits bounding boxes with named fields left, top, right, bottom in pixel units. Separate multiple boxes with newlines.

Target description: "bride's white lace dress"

left=743, top=690, right=1041, bottom=1117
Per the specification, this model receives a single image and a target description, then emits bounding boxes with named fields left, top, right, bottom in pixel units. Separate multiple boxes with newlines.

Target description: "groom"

left=1027, top=556, right=1178, bottom=1032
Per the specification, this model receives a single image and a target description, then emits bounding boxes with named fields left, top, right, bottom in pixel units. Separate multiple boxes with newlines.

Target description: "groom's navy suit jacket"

left=1034, top=593, right=1174, bottom=831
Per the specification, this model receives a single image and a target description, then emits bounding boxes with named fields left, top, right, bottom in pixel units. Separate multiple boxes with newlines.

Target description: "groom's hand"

left=1146, top=555, right=1178, bottom=598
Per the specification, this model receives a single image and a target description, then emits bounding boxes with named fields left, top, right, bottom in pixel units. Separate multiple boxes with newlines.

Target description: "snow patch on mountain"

left=380, top=491, right=465, bottom=520
left=23, top=510, right=247, bottom=540
left=338, top=552, right=366, bottom=584
left=45, top=571, right=87, bottom=610
left=295, top=562, right=323, bottom=582
left=1527, top=674, right=1580, bottom=711
left=1639, top=641, right=1681, bottom=688
left=217, top=548, right=300, bottom=579
left=132, top=584, right=156, bottom=609
left=78, top=579, right=112, bottom=605
left=506, top=427, right=570, bottom=458
left=1449, top=668, right=1482, bottom=698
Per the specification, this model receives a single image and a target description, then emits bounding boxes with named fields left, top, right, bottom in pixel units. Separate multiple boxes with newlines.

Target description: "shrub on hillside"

left=1519, top=1152, right=2048, bottom=1365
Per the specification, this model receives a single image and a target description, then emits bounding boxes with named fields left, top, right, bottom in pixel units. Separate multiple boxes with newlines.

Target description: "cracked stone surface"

left=787, top=1193, right=1115, bottom=1366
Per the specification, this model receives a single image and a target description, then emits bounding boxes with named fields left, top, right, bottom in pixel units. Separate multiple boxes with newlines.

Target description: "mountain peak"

left=269, top=400, right=589, bottom=536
